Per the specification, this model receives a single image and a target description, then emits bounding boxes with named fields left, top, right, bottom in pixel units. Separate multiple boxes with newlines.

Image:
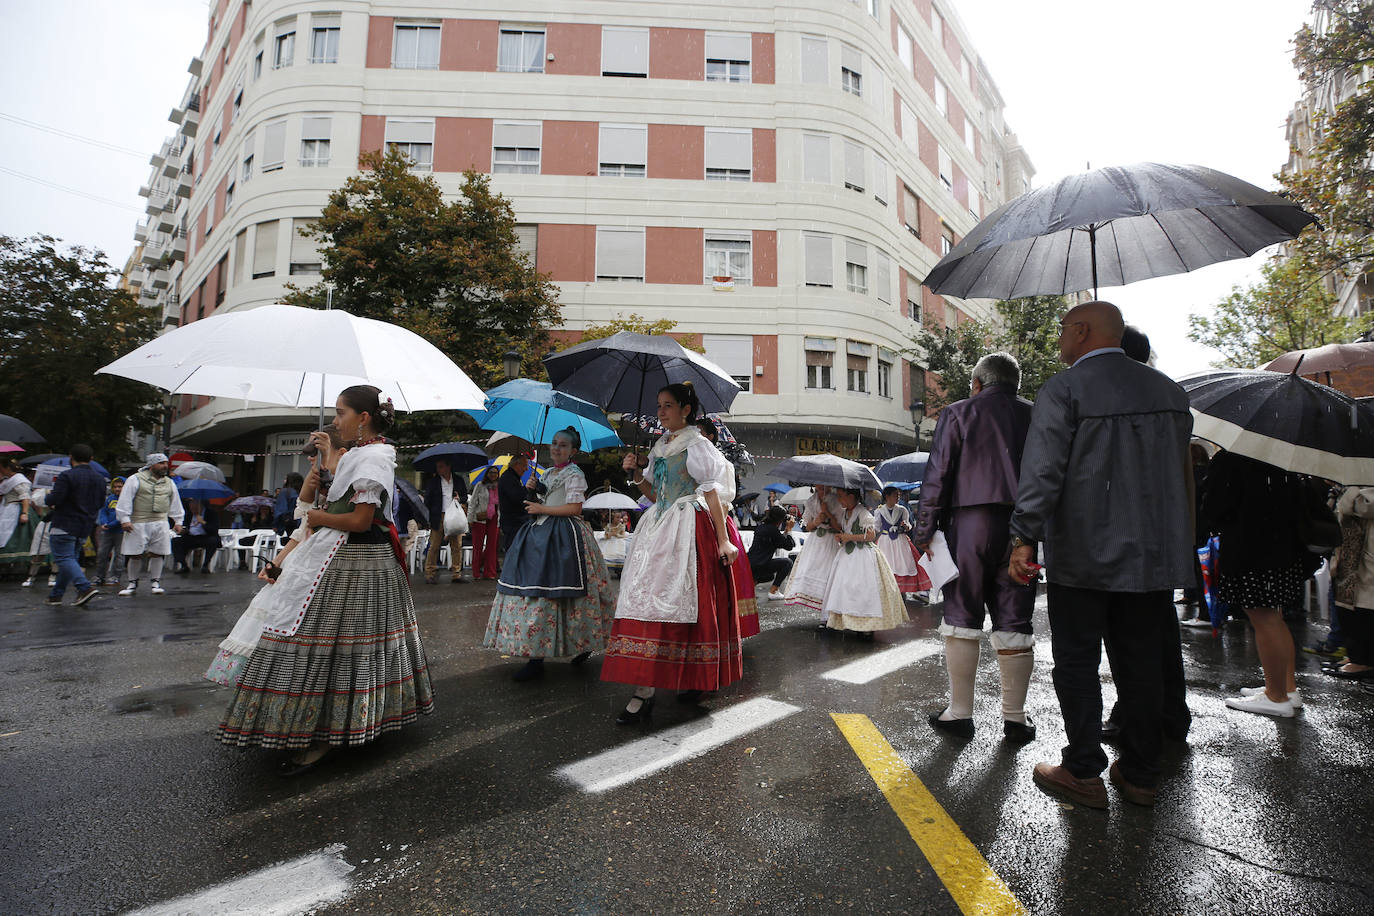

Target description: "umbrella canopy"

left=96, top=304, right=486, bottom=413
left=479, top=378, right=621, bottom=451
left=734, top=491, right=761, bottom=504
left=226, top=495, right=275, bottom=514
left=483, top=431, right=536, bottom=457
left=543, top=332, right=741, bottom=416
left=763, top=482, right=791, bottom=495
left=1180, top=369, right=1374, bottom=484
left=394, top=478, right=430, bottom=528
left=19, top=453, right=63, bottom=467
left=582, top=491, right=642, bottom=511
left=33, top=457, right=111, bottom=478
left=874, top=451, right=929, bottom=484
left=620, top=412, right=753, bottom=465
left=0, top=440, right=24, bottom=453
left=780, top=486, right=814, bottom=505
left=172, top=460, right=227, bottom=482
left=1262, top=342, right=1374, bottom=376
left=174, top=477, right=235, bottom=500
left=0, top=415, right=43, bottom=444
left=924, top=163, right=1317, bottom=300
left=469, top=455, right=546, bottom=486
left=412, top=442, right=490, bottom=475
left=771, top=454, right=882, bottom=491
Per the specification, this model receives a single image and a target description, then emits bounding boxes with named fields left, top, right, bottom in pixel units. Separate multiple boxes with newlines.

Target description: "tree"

left=282, top=148, right=564, bottom=442
left=910, top=315, right=993, bottom=411
left=1189, top=253, right=1367, bottom=366
left=0, top=235, right=163, bottom=462
left=576, top=312, right=705, bottom=353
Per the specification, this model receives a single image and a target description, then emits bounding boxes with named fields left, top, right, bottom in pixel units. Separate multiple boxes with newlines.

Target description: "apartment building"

left=128, top=0, right=1034, bottom=483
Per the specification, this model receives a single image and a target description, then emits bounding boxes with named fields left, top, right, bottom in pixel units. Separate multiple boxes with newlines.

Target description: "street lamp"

left=502, top=349, right=522, bottom=380
left=908, top=400, right=926, bottom=450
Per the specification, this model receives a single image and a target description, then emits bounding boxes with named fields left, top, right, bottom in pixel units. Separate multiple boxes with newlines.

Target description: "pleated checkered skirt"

left=217, top=543, right=435, bottom=750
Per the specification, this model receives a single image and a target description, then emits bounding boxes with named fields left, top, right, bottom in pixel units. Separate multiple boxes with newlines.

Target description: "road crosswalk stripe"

left=129, top=843, right=354, bottom=916
left=820, top=638, right=943, bottom=684
left=831, top=714, right=1027, bottom=916
left=556, top=696, right=802, bottom=793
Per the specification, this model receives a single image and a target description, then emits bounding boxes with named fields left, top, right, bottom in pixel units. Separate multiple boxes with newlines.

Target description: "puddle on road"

left=110, top=681, right=224, bottom=717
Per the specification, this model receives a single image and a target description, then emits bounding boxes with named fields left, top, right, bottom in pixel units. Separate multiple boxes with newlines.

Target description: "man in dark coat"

left=913, top=352, right=1036, bottom=743
left=45, top=443, right=108, bottom=606
left=498, top=454, right=544, bottom=552
left=423, top=458, right=469, bottom=585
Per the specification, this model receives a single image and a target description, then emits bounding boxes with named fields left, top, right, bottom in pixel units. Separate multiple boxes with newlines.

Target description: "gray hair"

left=972, top=352, right=1021, bottom=391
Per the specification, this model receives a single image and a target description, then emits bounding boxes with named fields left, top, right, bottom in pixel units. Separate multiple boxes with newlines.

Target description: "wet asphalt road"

left=1, top=569, right=1371, bottom=915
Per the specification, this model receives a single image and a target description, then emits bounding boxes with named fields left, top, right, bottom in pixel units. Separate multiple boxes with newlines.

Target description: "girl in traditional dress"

left=484, top=427, right=615, bottom=681
left=601, top=383, right=743, bottom=723
left=875, top=486, right=928, bottom=598
left=0, top=459, right=34, bottom=575
left=783, top=485, right=844, bottom=612
left=820, top=487, right=908, bottom=640
left=217, top=386, right=434, bottom=775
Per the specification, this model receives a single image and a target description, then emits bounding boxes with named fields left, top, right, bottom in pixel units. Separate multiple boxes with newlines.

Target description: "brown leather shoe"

left=1032, top=762, right=1108, bottom=809
left=1109, top=760, right=1158, bottom=807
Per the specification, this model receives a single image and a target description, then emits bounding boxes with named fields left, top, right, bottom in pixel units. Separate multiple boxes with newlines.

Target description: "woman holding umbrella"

left=483, top=427, right=614, bottom=680
left=783, top=485, right=844, bottom=612
left=601, top=382, right=744, bottom=722
left=818, top=487, right=908, bottom=639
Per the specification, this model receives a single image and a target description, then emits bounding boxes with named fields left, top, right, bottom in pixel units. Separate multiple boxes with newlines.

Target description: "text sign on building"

left=795, top=436, right=859, bottom=460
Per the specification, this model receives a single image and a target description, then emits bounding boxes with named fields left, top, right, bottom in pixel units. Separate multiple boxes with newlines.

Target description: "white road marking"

left=820, top=639, right=943, bottom=685
left=556, top=696, right=802, bottom=793
left=128, top=844, right=354, bottom=916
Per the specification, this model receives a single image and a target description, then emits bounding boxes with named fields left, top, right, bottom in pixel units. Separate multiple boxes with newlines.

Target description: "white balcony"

left=149, top=268, right=170, bottom=291
left=141, top=238, right=166, bottom=266
left=162, top=147, right=183, bottom=179
left=175, top=171, right=192, bottom=198
left=169, top=234, right=187, bottom=261
left=133, top=220, right=150, bottom=243
left=154, top=205, right=176, bottom=234
left=187, top=56, right=202, bottom=77
left=181, top=104, right=200, bottom=138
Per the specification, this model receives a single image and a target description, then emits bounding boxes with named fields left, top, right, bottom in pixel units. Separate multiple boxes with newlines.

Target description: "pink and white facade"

left=129, top=0, right=1034, bottom=476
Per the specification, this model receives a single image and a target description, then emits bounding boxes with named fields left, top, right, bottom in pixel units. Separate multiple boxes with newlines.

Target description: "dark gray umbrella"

left=874, top=451, right=929, bottom=484
left=0, top=415, right=44, bottom=444
left=923, top=163, right=1317, bottom=300
left=543, top=332, right=741, bottom=416
left=395, top=478, right=430, bottom=528
left=770, top=454, right=882, bottom=491
left=412, top=442, right=489, bottom=474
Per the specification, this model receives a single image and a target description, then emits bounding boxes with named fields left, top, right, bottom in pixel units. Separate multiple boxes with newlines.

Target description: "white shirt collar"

left=1071, top=346, right=1125, bottom=368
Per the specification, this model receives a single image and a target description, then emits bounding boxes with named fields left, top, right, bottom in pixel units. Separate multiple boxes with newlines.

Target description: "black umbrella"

left=874, top=451, right=929, bottom=484
left=0, top=415, right=43, bottom=444
left=412, top=442, right=489, bottom=475
left=543, top=333, right=741, bottom=416
left=733, top=491, right=761, bottom=504
left=770, top=454, right=882, bottom=491
left=19, top=453, right=63, bottom=467
left=395, top=478, right=430, bottom=528
left=1180, top=369, right=1374, bottom=484
left=924, top=163, right=1317, bottom=300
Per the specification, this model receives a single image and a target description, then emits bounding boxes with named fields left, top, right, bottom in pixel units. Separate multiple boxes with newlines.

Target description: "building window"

left=964, top=118, right=975, bottom=150
left=898, top=25, right=914, bottom=72
left=595, top=227, right=645, bottom=282
left=290, top=217, right=322, bottom=275
left=908, top=290, right=922, bottom=324
left=310, top=16, right=340, bottom=64
left=802, top=132, right=830, bottom=184
left=847, top=342, right=871, bottom=393
left=840, top=45, right=862, bottom=97
left=232, top=84, right=242, bottom=122
left=386, top=119, right=434, bottom=171
left=843, top=140, right=865, bottom=193
left=598, top=124, right=646, bottom=177
left=845, top=240, right=868, bottom=294
left=900, top=101, right=920, bottom=155
left=705, top=32, right=751, bottom=83
left=273, top=20, right=296, bottom=69
left=867, top=0, right=881, bottom=19
left=934, top=78, right=948, bottom=117
left=877, top=350, right=894, bottom=398
left=941, top=223, right=955, bottom=256
left=704, top=234, right=752, bottom=286
left=705, top=128, right=751, bottom=181
left=215, top=255, right=228, bottom=306
left=241, top=133, right=254, bottom=182
left=961, top=54, right=970, bottom=83
left=513, top=224, right=538, bottom=262
left=873, top=155, right=889, bottom=205
left=253, top=220, right=278, bottom=278
left=803, top=234, right=833, bottom=288
left=703, top=334, right=753, bottom=392
left=938, top=146, right=953, bottom=191
left=393, top=23, right=440, bottom=69
left=805, top=337, right=835, bottom=389
left=874, top=249, right=891, bottom=304
left=903, top=185, right=920, bottom=236
left=300, top=116, right=332, bottom=167
left=492, top=121, right=541, bottom=174
left=212, top=129, right=220, bottom=153
left=233, top=228, right=248, bottom=285
left=601, top=27, right=648, bottom=77
left=932, top=8, right=945, bottom=46
left=253, top=49, right=263, bottom=79
left=262, top=119, right=287, bottom=171
left=498, top=26, right=545, bottom=73
left=969, top=190, right=980, bottom=220
left=225, top=180, right=234, bottom=210
left=801, top=35, right=828, bottom=85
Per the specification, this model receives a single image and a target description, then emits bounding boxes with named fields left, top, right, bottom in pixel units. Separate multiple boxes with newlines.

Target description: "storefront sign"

left=795, top=436, right=859, bottom=459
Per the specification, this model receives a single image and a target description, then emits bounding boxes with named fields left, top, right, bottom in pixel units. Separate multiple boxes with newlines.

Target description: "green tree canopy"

left=0, top=235, right=162, bottom=462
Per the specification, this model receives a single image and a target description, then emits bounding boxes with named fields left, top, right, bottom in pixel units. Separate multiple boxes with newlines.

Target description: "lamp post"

left=908, top=400, right=926, bottom=450
left=502, top=349, right=522, bottom=380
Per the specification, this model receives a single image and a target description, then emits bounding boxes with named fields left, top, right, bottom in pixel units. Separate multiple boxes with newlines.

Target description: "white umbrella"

left=582, top=491, right=642, bottom=511
left=780, top=486, right=814, bottom=505
left=172, top=460, right=226, bottom=482
left=96, top=304, right=485, bottom=413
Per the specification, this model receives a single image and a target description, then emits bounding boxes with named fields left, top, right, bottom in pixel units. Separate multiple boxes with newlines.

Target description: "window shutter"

left=706, top=32, right=751, bottom=62
left=938, top=146, right=953, bottom=186
left=301, top=116, right=332, bottom=140
left=513, top=224, right=538, bottom=260
left=252, top=220, right=278, bottom=275
left=845, top=239, right=868, bottom=269
left=804, top=234, right=832, bottom=286
left=275, top=17, right=296, bottom=38
left=601, top=27, right=648, bottom=75
left=599, top=124, right=647, bottom=165
left=800, top=36, right=828, bottom=84
left=872, top=155, right=889, bottom=203
left=291, top=218, right=321, bottom=264
left=702, top=335, right=752, bottom=378
left=898, top=27, right=914, bottom=71
left=867, top=64, right=884, bottom=110
left=705, top=129, right=751, bottom=171
left=387, top=119, right=435, bottom=145
left=233, top=229, right=247, bottom=285
left=843, top=141, right=865, bottom=189
left=841, top=44, right=862, bottom=77
left=802, top=133, right=830, bottom=183
left=904, top=186, right=919, bottom=228
left=900, top=102, right=919, bottom=153
left=262, top=120, right=287, bottom=169
left=804, top=337, right=835, bottom=366
left=493, top=121, right=540, bottom=148
left=874, top=250, right=891, bottom=303
left=312, top=13, right=340, bottom=28
left=596, top=228, right=644, bottom=278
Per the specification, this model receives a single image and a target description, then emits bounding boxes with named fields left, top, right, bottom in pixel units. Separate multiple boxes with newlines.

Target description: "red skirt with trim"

left=727, top=519, right=760, bottom=638
left=600, top=509, right=744, bottom=691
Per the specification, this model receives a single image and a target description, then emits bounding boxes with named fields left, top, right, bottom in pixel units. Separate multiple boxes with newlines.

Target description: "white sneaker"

left=1225, top=693, right=1295, bottom=718
left=1239, top=686, right=1303, bottom=709
left=20, top=578, right=32, bottom=588
left=768, top=588, right=784, bottom=600
left=150, top=580, right=166, bottom=595
left=117, top=581, right=138, bottom=596
left=47, top=575, right=56, bottom=587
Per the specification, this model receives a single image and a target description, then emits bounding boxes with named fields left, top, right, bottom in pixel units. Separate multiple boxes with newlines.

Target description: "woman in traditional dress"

left=484, top=427, right=615, bottom=681
left=0, top=459, right=34, bottom=576
left=782, top=485, right=844, bottom=612
left=601, top=383, right=743, bottom=723
left=875, top=486, right=928, bottom=598
left=217, top=386, right=434, bottom=775
left=819, top=487, right=908, bottom=640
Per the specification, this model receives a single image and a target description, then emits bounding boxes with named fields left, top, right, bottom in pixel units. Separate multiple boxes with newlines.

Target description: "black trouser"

left=173, top=534, right=219, bottom=570
left=751, top=557, right=792, bottom=589
left=1048, top=584, right=1174, bottom=788
left=1338, top=604, right=1374, bottom=666
left=1106, top=608, right=1192, bottom=740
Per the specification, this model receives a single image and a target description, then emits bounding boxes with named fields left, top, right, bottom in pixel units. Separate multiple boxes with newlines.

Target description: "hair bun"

left=682, top=381, right=695, bottom=389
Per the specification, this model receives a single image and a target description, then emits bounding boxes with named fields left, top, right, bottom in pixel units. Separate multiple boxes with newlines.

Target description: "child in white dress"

left=820, top=488, right=908, bottom=640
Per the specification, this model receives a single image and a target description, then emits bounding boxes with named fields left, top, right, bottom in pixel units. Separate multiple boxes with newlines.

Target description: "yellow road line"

left=831, top=713, right=1027, bottom=916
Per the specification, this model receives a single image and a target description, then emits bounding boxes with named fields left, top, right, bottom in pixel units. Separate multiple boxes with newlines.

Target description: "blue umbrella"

left=479, top=378, right=621, bottom=451
left=174, top=477, right=235, bottom=499
left=34, top=456, right=112, bottom=478
left=763, top=482, right=790, bottom=495
left=412, top=442, right=489, bottom=475
left=469, top=456, right=546, bottom=486
left=875, top=451, right=929, bottom=484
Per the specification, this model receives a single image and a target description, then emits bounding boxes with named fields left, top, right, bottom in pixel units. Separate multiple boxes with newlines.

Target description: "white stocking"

left=997, top=649, right=1033, bottom=724
left=940, top=636, right=980, bottom=720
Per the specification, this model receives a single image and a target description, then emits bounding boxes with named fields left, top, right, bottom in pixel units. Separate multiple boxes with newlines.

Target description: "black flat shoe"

left=616, top=696, right=655, bottom=725
left=569, top=651, right=592, bottom=666
left=512, top=659, right=545, bottom=682
left=1003, top=716, right=1036, bottom=744
left=928, top=712, right=974, bottom=739
left=277, top=749, right=331, bottom=778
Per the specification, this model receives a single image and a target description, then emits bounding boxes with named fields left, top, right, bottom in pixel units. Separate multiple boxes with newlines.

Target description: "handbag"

left=1297, top=481, right=1341, bottom=555
left=443, top=499, right=469, bottom=538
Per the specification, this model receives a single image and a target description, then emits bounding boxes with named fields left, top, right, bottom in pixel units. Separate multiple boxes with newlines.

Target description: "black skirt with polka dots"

left=1216, top=558, right=1310, bottom=610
